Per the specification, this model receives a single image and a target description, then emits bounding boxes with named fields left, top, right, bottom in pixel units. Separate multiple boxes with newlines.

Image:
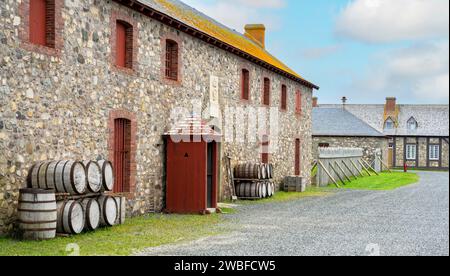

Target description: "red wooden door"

left=30, top=0, right=47, bottom=46
left=114, top=118, right=131, bottom=193
left=295, top=139, right=301, bottom=176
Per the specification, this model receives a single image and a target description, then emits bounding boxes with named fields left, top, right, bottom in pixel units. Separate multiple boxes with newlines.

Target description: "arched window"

left=29, top=0, right=55, bottom=48
left=241, top=69, right=250, bottom=101
left=113, top=118, right=132, bottom=193
left=262, top=78, right=270, bottom=106
left=116, top=20, right=133, bottom=69
left=295, top=90, right=302, bottom=115
left=384, top=118, right=395, bottom=130
left=407, top=117, right=418, bottom=130
left=165, top=39, right=179, bottom=81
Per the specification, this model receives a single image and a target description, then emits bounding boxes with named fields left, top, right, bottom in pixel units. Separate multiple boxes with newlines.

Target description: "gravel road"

left=138, top=171, right=449, bottom=256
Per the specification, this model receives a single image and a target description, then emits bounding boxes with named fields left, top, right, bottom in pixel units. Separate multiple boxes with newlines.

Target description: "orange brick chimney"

left=244, top=24, right=266, bottom=48
left=385, top=97, right=397, bottom=113
left=312, top=97, right=318, bottom=107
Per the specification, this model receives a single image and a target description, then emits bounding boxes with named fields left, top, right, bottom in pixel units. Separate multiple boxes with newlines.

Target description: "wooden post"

left=318, top=160, right=340, bottom=188
left=350, top=159, right=364, bottom=177
left=342, top=160, right=358, bottom=178
left=335, top=161, right=352, bottom=182
left=329, top=163, right=346, bottom=185
left=358, top=159, right=372, bottom=176
left=362, top=159, right=380, bottom=176
left=377, top=156, right=392, bottom=173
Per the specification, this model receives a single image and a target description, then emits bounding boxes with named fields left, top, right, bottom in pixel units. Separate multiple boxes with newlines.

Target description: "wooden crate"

left=283, top=176, right=305, bottom=192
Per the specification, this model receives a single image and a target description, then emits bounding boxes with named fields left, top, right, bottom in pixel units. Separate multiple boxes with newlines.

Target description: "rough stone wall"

left=312, top=136, right=389, bottom=166
left=393, top=137, right=449, bottom=169
left=442, top=140, right=449, bottom=168
left=0, top=0, right=313, bottom=234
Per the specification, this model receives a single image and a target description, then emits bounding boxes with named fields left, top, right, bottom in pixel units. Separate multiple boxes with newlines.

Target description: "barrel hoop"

left=27, top=164, right=36, bottom=188
left=86, top=199, right=93, bottom=230
left=53, top=160, right=63, bottom=193
left=18, top=208, right=57, bottom=213
left=35, top=162, right=44, bottom=189
left=19, top=200, right=57, bottom=204
left=43, top=161, right=51, bottom=189
left=20, top=188, right=55, bottom=195
left=61, top=161, right=69, bottom=194
left=59, top=201, right=67, bottom=233
left=19, top=219, right=58, bottom=224
left=70, top=161, right=81, bottom=194
left=68, top=201, right=76, bottom=234
left=21, top=228, right=57, bottom=232
left=102, top=197, right=109, bottom=225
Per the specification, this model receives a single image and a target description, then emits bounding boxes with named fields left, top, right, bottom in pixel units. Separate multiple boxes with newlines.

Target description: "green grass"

left=0, top=213, right=222, bottom=256
left=330, top=171, right=420, bottom=191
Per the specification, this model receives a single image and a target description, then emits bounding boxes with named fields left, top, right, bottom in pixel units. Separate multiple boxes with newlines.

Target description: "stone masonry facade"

left=0, top=0, right=314, bottom=234
left=391, top=137, right=449, bottom=169
left=312, top=136, right=389, bottom=165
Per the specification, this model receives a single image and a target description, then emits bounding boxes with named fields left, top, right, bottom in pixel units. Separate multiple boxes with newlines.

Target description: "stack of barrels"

left=234, top=163, right=275, bottom=200
left=18, top=159, right=125, bottom=240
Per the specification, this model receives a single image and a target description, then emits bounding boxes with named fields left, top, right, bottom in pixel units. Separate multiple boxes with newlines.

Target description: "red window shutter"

left=116, top=22, right=127, bottom=68
left=29, top=0, right=47, bottom=46
left=263, top=78, right=270, bottom=106
left=125, top=27, right=133, bottom=69
left=296, top=90, right=302, bottom=114
left=166, top=40, right=179, bottom=80
left=45, top=0, right=56, bottom=48
left=281, top=85, right=287, bottom=110
left=114, top=118, right=131, bottom=193
left=295, top=139, right=301, bottom=176
left=241, top=69, right=250, bottom=100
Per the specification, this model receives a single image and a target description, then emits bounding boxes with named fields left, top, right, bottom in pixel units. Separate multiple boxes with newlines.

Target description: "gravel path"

left=138, top=171, right=449, bottom=256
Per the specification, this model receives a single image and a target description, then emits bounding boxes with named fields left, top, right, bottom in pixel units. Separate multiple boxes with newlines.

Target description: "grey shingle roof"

left=312, top=108, right=386, bottom=137
left=322, top=104, right=449, bottom=137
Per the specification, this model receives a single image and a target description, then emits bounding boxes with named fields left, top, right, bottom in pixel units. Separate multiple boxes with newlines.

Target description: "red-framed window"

left=261, top=135, right=270, bottom=164
left=263, top=78, right=271, bottom=106
left=114, top=118, right=132, bottom=193
left=165, top=39, right=179, bottom=81
left=295, top=90, right=302, bottom=115
left=281, top=85, right=287, bottom=111
left=29, top=0, right=55, bottom=48
left=116, top=20, right=133, bottom=69
left=295, top=139, right=301, bottom=176
left=241, top=69, right=250, bottom=101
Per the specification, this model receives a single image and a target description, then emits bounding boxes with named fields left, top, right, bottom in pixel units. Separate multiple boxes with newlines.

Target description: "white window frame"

left=406, top=144, right=417, bottom=160
left=384, top=119, right=394, bottom=130
left=407, top=118, right=418, bottom=130
left=429, top=145, right=440, bottom=161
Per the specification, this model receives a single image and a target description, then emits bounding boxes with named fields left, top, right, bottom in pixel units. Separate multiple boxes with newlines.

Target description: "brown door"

left=295, top=139, right=301, bottom=176
left=388, top=148, right=393, bottom=168
left=261, top=135, right=269, bottom=164
left=114, top=118, right=131, bottom=193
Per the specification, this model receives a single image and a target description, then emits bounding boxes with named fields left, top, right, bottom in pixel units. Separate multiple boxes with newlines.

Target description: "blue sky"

left=183, top=0, right=449, bottom=104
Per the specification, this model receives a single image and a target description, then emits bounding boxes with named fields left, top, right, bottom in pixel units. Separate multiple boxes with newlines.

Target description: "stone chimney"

left=312, top=97, right=318, bottom=107
left=341, top=96, right=347, bottom=109
left=385, top=97, right=397, bottom=113
left=244, top=24, right=266, bottom=48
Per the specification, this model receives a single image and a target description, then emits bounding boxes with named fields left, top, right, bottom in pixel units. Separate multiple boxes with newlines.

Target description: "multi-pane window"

left=116, top=20, right=133, bottom=69
left=263, top=78, right=270, bottom=106
left=406, top=144, right=417, bottom=160
left=429, top=145, right=440, bottom=161
left=29, top=0, right=55, bottom=48
left=241, top=69, right=250, bottom=101
left=384, top=119, right=395, bottom=130
left=407, top=118, right=418, bottom=130
left=281, top=85, right=287, bottom=111
left=165, top=40, right=179, bottom=80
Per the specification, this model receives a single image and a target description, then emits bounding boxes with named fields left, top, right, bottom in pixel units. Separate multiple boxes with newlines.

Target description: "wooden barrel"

left=234, top=163, right=262, bottom=179
left=266, top=164, right=273, bottom=179
left=261, top=182, right=268, bottom=198
left=80, top=198, right=100, bottom=231
left=18, top=188, right=57, bottom=240
left=98, top=195, right=118, bottom=227
left=236, top=182, right=263, bottom=198
left=56, top=200, right=85, bottom=235
left=98, top=160, right=114, bottom=192
left=54, top=160, right=87, bottom=195
left=113, top=197, right=126, bottom=225
left=29, top=161, right=52, bottom=189
left=260, top=164, right=268, bottom=179
left=267, top=182, right=273, bottom=197
left=83, top=161, right=102, bottom=193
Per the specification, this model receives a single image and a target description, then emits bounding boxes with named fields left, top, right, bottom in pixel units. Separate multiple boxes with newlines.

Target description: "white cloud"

left=350, top=41, right=449, bottom=103
left=181, top=0, right=285, bottom=32
left=301, top=45, right=342, bottom=60
left=336, top=0, right=449, bottom=43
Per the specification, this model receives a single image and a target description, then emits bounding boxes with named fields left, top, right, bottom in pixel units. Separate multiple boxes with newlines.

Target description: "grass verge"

left=235, top=187, right=332, bottom=206
left=330, top=171, right=419, bottom=190
left=0, top=213, right=222, bottom=256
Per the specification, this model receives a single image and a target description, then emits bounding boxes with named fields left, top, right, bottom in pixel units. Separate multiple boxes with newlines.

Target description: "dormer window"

left=407, top=117, right=418, bottom=130
left=384, top=118, right=395, bottom=130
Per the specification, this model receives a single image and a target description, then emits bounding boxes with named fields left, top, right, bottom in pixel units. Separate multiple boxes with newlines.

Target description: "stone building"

left=318, top=97, right=449, bottom=170
left=312, top=105, right=389, bottom=165
left=0, top=0, right=318, bottom=234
